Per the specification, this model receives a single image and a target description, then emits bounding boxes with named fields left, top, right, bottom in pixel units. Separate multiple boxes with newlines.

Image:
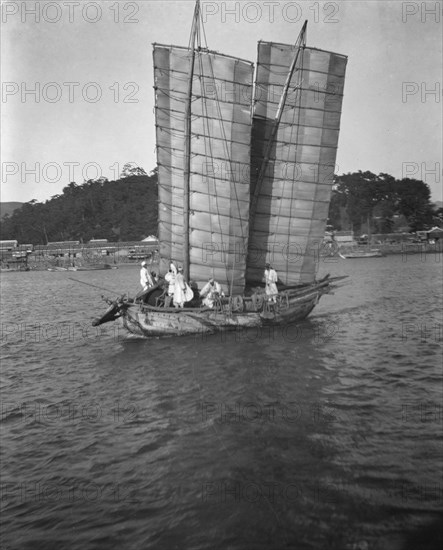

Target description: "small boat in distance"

left=339, top=249, right=383, bottom=259
left=93, top=1, right=348, bottom=337
left=338, top=216, right=384, bottom=259
left=69, top=264, right=117, bottom=271
left=49, top=264, right=117, bottom=271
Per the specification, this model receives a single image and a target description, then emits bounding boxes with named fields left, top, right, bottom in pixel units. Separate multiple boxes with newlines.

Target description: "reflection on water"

left=1, top=255, right=442, bottom=549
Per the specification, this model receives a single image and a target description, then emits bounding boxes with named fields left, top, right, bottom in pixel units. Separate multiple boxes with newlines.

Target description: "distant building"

left=334, top=231, right=354, bottom=244
left=47, top=241, right=80, bottom=247
left=417, top=227, right=443, bottom=242
left=0, top=240, right=18, bottom=250
left=426, top=227, right=443, bottom=238
left=43, top=241, right=82, bottom=258
left=18, top=243, right=34, bottom=251
left=142, top=236, right=158, bottom=243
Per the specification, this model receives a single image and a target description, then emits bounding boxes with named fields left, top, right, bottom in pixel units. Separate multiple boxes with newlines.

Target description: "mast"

left=183, top=0, right=200, bottom=282
left=249, top=21, right=307, bottom=224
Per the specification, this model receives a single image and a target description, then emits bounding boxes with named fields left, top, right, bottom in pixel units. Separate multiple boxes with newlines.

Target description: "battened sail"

left=153, top=45, right=253, bottom=294
left=247, top=41, right=347, bottom=285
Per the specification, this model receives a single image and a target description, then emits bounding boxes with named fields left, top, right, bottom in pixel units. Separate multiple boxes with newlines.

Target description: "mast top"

left=249, top=20, right=308, bottom=223
left=188, top=0, right=201, bottom=50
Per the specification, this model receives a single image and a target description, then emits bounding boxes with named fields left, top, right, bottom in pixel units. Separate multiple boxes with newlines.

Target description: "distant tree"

left=332, top=171, right=382, bottom=233
left=432, top=207, right=443, bottom=227
left=120, top=163, right=148, bottom=178
left=328, top=171, right=434, bottom=233
left=395, top=178, right=433, bottom=231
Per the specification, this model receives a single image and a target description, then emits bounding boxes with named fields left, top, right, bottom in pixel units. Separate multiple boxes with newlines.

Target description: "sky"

left=1, top=0, right=442, bottom=203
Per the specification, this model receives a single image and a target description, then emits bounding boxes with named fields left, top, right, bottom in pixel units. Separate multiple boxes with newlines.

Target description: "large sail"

left=247, top=41, right=347, bottom=285
left=153, top=45, right=253, bottom=294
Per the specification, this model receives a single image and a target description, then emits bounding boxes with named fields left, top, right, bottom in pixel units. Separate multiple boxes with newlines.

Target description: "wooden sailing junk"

left=93, top=2, right=348, bottom=337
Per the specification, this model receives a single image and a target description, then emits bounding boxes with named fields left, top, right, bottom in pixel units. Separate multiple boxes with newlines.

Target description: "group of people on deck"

left=140, top=259, right=278, bottom=308
left=140, top=260, right=195, bottom=308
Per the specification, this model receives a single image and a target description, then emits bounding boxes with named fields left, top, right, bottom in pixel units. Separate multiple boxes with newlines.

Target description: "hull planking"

left=118, top=285, right=327, bottom=338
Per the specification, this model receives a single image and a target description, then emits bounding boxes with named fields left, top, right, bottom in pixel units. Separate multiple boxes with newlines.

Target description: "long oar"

left=68, top=277, right=120, bottom=295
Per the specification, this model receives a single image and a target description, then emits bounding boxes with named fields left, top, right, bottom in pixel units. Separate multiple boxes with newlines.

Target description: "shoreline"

left=1, top=245, right=441, bottom=273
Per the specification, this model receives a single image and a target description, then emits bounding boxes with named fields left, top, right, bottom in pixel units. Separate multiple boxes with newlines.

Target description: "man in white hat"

left=173, top=266, right=186, bottom=307
left=164, top=266, right=176, bottom=307
left=140, top=261, right=154, bottom=291
left=169, top=260, right=177, bottom=275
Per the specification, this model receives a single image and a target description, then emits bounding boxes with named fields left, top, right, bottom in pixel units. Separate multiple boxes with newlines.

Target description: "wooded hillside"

left=0, top=170, right=441, bottom=245
left=0, top=175, right=158, bottom=244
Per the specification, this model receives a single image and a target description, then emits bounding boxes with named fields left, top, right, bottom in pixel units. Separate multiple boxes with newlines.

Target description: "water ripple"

left=1, top=257, right=442, bottom=549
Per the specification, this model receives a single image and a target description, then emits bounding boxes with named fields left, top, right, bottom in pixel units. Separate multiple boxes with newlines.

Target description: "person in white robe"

left=264, top=263, right=278, bottom=302
left=173, top=267, right=186, bottom=308
left=140, top=261, right=154, bottom=291
left=164, top=269, right=176, bottom=307
left=199, top=278, right=224, bottom=308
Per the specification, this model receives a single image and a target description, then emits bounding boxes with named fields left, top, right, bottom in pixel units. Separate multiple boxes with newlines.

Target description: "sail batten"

left=247, top=42, right=347, bottom=285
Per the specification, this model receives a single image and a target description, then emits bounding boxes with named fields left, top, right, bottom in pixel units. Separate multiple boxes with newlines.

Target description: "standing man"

left=264, top=262, right=278, bottom=302
left=164, top=268, right=176, bottom=307
left=140, top=261, right=154, bottom=291
left=173, top=266, right=186, bottom=308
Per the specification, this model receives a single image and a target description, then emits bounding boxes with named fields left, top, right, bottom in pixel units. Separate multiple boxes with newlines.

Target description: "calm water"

left=1, top=254, right=442, bottom=550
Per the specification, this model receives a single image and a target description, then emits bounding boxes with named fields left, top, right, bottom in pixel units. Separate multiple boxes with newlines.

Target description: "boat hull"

left=120, top=287, right=323, bottom=337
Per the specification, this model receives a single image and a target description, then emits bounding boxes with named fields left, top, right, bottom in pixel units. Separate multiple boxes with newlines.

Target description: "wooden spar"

left=68, top=277, right=118, bottom=294
left=183, top=0, right=200, bottom=282
left=249, top=21, right=307, bottom=224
